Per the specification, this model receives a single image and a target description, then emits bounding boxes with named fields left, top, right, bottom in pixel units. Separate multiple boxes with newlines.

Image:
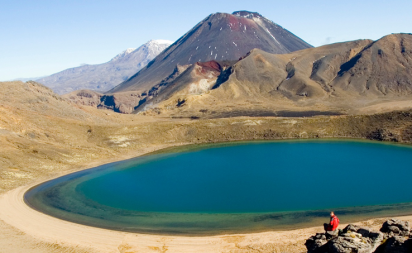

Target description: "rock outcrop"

left=63, top=89, right=144, bottom=114
left=380, top=219, right=411, bottom=237
left=306, top=219, right=411, bottom=253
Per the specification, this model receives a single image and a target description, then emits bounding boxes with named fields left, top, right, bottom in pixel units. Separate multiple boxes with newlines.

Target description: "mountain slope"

left=136, top=34, right=412, bottom=117
left=108, top=11, right=312, bottom=94
left=36, top=40, right=172, bottom=94
left=332, top=34, right=412, bottom=95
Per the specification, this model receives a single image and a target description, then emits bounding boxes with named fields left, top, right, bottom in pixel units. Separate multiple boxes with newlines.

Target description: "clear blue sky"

left=1, top=0, right=411, bottom=80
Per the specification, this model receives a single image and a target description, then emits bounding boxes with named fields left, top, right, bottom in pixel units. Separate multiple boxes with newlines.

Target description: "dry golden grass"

left=1, top=81, right=412, bottom=252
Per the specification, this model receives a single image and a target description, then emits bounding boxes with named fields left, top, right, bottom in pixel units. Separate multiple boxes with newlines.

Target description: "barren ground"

left=1, top=81, right=412, bottom=252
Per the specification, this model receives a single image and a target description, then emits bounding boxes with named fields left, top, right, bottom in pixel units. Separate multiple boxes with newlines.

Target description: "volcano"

left=136, top=33, right=412, bottom=118
left=108, top=11, right=312, bottom=94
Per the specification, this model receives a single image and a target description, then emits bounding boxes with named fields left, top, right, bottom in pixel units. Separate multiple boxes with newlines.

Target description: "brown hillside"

left=333, top=33, right=412, bottom=95
left=138, top=34, right=412, bottom=118
left=2, top=80, right=412, bottom=252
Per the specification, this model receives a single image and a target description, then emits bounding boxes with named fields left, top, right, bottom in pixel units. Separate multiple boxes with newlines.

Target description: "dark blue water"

left=25, top=140, right=412, bottom=234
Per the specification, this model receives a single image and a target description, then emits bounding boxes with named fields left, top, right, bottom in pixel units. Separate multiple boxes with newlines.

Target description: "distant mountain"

left=36, top=40, right=172, bottom=94
left=108, top=11, right=312, bottom=94
left=9, top=76, right=47, bottom=82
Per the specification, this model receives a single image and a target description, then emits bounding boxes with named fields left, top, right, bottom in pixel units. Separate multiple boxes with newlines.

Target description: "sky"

left=1, top=0, right=411, bottom=81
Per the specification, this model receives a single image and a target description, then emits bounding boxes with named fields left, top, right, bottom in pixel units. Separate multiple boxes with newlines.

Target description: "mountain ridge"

left=66, top=34, right=412, bottom=116
left=36, top=40, right=172, bottom=94
left=134, top=33, right=412, bottom=117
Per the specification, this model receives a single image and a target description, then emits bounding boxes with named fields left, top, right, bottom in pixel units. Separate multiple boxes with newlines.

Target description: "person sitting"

left=324, top=211, right=339, bottom=232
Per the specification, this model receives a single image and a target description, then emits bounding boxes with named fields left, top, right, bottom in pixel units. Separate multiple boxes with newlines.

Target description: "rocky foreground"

left=306, top=219, right=411, bottom=253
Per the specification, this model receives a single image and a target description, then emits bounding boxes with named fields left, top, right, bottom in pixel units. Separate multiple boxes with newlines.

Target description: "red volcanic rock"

left=196, top=61, right=222, bottom=75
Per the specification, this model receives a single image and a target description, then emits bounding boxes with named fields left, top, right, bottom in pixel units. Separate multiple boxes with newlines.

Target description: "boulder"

left=325, top=229, right=340, bottom=239
left=380, top=219, right=410, bottom=237
left=329, top=235, right=375, bottom=253
left=328, top=228, right=383, bottom=253
left=305, top=233, right=329, bottom=253
left=383, top=236, right=411, bottom=253
left=306, top=224, right=383, bottom=253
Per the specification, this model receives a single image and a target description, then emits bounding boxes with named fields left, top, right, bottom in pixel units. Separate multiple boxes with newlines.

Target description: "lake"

left=25, top=140, right=412, bottom=235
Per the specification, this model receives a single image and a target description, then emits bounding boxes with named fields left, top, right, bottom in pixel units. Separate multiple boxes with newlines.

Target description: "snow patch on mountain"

left=149, top=39, right=174, bottom=45
left=111, top=48, right=137, bottom=61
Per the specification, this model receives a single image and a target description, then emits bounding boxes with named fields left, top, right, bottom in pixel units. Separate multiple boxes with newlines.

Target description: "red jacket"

left=327, top=215, right=340, bottom=231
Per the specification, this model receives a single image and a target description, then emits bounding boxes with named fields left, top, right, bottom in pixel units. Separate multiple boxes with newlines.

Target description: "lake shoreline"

left=23, top=139, right=412, bottom=236
left=2, top=139, right=412, bottom=252
left=3, top=179, right=412, bottom=253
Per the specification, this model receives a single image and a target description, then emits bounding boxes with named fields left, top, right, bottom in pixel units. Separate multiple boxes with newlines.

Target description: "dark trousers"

left=324, top=223, right=331, bottom=231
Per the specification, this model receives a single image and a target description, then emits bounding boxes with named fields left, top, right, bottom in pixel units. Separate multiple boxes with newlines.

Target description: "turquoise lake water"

left=25, top=140, right=412, bottom=234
